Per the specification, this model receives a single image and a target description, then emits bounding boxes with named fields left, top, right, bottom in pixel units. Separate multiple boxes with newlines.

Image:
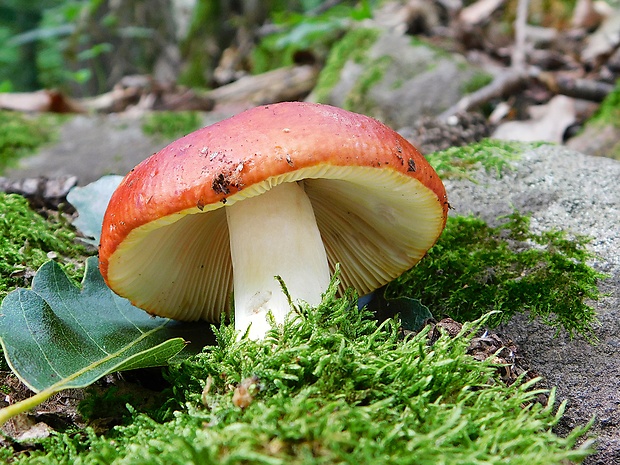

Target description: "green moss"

left=461, top=71, right=493, bottom=94
left=311, top=27, right=380, bottom=104
left=0, top=193, right=87, bottom=299
left=7, top=281, right=592, bottom=464
left=142, top=111, right=203, bottom=140
left=0, top=110, right=60, bottom=174
left=409, top=35, right=452, bottom=60
left=426, top=139, right=525, bottom=179
left=388, top=212, right=604, bottom=340
left=587, top=79, right=620, bottom=128
left=343, top=55, right=391, bottom=113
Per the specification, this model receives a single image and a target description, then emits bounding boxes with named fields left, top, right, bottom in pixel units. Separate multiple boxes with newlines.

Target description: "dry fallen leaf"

left=492, top=95, right=576, bottom=143
left=571, top=0, right=612, bottom=30
left=581, top=5, right=620, bottom=63
left=459, top=0, right=507, bottom=26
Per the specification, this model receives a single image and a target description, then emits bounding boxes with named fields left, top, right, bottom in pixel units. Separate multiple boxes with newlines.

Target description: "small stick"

left=439, top=0, right=531, bottom=120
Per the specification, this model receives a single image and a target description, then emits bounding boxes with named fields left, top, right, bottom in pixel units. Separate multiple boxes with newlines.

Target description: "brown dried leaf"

left=492, top=95, right=576, bottom=143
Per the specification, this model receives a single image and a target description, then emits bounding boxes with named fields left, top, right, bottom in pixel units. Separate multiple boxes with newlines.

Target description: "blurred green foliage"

left=0, top=0, right=91, bottom=92
left=251, top=1, right=373, bottom=75
left=0, top=1, right=51, bottom=91
left=1, top=1, right=375, bottom=94
left=0, top=0, right=591, bottom=96
left=1, top=0, right=175, bottom=95
left=311, top=27, right=380, bottom=104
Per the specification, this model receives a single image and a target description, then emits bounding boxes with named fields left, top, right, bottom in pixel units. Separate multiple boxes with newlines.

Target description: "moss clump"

left=311, top=27, right=380, bottom=104
left=426, top=139, right=526, bottom=179
left=343, top=55, right=391, bottom=113
left=0, top=193, right=87, bottom=299
left=7, top=279, right=592, bottom=464
left=0, top=110, right=59, bottom=174
left=142, top=111, right=203, bottom=140
left=588, top=79, right=620, bottom=128
left=388, top=212, right=603, bottom=340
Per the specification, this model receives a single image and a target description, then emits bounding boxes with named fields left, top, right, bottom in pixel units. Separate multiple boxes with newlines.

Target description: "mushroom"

left=99, top=102, right=448, bottom=339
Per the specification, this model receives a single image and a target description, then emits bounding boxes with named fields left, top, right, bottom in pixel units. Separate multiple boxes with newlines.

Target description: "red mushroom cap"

left=99, top=102, right=448, bottom=321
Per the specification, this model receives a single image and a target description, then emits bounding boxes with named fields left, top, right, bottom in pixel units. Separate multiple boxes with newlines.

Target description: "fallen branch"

left=438, top=69, right=528, bottom=120
left=439, top=0, right=530, bottom=120
left=81, top=79, right=215, bottom=113
left=534, top=71, right=615, bottom=102
left=206, top=64, right=319, bottom=106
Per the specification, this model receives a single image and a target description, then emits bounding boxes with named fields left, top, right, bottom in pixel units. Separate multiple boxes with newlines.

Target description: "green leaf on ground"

left=66, top=175, right=123, bottom=245
left=364, top=286, right=433, bottom=332
left=0, top=256, right=213, bottom=426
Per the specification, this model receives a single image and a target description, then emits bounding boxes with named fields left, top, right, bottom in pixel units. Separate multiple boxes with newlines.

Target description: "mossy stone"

left=309, top=27, right=485, bottom=128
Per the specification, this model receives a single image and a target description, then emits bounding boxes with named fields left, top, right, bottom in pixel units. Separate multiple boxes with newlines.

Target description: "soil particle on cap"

left=408, top=158, right=417, bottom=172
left=212, top=173, right=231, bottom=195
left=212, top=163, right=245, bottom=196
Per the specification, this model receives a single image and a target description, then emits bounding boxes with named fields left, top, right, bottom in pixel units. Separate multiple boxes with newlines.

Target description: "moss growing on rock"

left=310, top=27, right=380, bottom=104
left=460, top=70, right=493, bottom=95
left=384, top=141, right=604, bottom=339
left=568, top=80, right=620, bottom=160
left=587, top=79, right=620, bottom=128
left=388, top=212, right=603, bottom=340
left=343, top=55, right=391, bottom=114
left=426, top=139, right=524, bottom=179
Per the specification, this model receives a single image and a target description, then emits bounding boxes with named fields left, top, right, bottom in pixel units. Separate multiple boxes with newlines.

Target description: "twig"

left=512, top=0, right=530, bottom=72
left=438, top=69, right=527, bottom=120
left=439, top=0, right=531, bottom=120
left=0, top=390, right=54, bottom=428
left=206, top=65, right=319, bottom=106
left=534, top=71, right=615, bottom=102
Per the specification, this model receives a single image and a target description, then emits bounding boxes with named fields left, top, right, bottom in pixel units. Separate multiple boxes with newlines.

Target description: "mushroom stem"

left=226, top=181, right=331, bottom=338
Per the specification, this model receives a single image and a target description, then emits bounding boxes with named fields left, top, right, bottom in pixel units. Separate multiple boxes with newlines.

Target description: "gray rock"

left=5, top=114, right=165, bottom=185
left=309, top=28, right=487, bottom=129
left=5, top=111, right=231, bottom=186
left=445, top=143, right=620, bottom=464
